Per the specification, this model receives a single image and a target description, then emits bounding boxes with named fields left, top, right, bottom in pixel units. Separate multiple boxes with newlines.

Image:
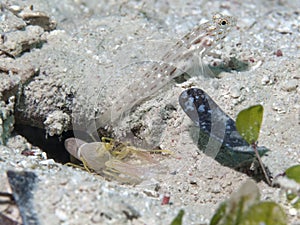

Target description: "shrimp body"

left=65, top=137, right=171, bottom=183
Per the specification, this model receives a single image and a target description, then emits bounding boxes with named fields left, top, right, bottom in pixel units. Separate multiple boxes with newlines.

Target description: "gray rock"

left=281, top=79, right=298, bottom=92
left=0, top=96, right=15, bottom=145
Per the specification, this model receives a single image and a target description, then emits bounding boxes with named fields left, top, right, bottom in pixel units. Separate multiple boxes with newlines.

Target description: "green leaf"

left=210, top=180, right=288, bottom=225
left=236, top=105, right=264, bottom=145
left=286, top=193, right=300, bottom=209
left=241, top=202, right=287, bottom=225
left=170, top=209, right=184, bottom=225
left=285, top=165, right=300, bottom=183
left=210, top=180, right=260, bottom=225
left=210, top=202, right=227, bottom=225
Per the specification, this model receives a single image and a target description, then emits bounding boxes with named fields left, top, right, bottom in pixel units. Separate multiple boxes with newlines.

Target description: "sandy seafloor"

left=0, top=0, right=299, bottom=224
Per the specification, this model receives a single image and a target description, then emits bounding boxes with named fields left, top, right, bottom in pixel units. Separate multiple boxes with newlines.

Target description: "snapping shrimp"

left=64, top=137, right=172, bottom=184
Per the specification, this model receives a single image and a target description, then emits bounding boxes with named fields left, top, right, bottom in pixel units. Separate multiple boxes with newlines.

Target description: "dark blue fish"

left=179, top=88, right=268, bottom=168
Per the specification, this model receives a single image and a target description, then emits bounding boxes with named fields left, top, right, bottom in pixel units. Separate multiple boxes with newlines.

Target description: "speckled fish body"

left=105, top=13, right=237, bottom=126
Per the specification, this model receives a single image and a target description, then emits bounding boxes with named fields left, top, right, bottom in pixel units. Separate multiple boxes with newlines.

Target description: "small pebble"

left=281, top=79, right=298, bottom=92
left=275, top=49, right=283, bottom=57
left=276, top=26, right=292, bottom=34
left=19, top=160, right=31, bottom=168
left=211, top=184, right=222, bottom=193
left=41, top=152, right=47, bottom=159
left=230, top=86, right=241, bottom=98
left=189, top=179, right=197, bottom=185
left=55, top=209, right=69, bottom=221
left=8, top=5, right=22, bottom=13
left=79, top=200, right=94, bottom=213
left=261, top=75, right=270, bottom=85
left=210, top=80, right=219, bottom=90
left=143, top=189, right=159, bottom=198
left=91, top=210, right=102, bottom=223
left=49, top=191, right=63, bottom=205
left=272, top=101, right=286, bottom=114
left=289, top=208, right=297, bottom=216
left=39, top=159, right=56, bottom=166
left=232, top=99, right=240, bottom=105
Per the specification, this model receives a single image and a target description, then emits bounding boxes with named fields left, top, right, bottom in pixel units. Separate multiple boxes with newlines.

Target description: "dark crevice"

left=14, top=125, right=75, bottom=163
